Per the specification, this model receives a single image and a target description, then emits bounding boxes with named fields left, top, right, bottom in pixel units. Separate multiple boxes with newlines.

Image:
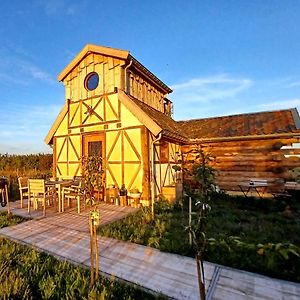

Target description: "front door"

left=83, top=133, right=106, bottom=197
left=83, top=133, right=105, bottom=158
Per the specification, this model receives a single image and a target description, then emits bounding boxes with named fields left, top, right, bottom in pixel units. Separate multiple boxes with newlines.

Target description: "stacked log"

left=182, top=137, right=300, bottom=194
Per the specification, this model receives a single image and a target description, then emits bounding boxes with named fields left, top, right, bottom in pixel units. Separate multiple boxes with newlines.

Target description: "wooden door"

left=83, top=133, right=106, bottom=190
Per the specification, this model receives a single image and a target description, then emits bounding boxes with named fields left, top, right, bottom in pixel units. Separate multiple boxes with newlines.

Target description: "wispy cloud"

left=258, top=98, right=300, bottom=110
left=0, top=55, right=55, bottom=86
left=37, top=0, right=86, bottom=16
left=171, top=74, right=252, bottom=103
left=0, top=103, right=61, bottom=154
left=286, top=80, right=300, bottom=88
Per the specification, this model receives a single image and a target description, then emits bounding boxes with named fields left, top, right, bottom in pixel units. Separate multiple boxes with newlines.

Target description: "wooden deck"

left=0, top=202, right=300, bottom=299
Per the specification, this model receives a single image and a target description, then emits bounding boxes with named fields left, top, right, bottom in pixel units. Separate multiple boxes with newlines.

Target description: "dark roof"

left=177, top=108, right=300, bottom=140
left=126, top=94, right=188, bottom=142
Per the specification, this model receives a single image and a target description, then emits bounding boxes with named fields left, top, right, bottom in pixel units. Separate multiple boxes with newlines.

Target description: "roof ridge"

left=176, top=107, right=296, bottom=123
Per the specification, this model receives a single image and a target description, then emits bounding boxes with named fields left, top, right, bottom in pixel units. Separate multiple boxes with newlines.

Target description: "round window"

left=85, top=72, right=99, bottom=91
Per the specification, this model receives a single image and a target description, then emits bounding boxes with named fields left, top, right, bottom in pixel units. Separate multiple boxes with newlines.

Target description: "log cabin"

left=45, top=44, right=300, bottom=203
left=178, top=108, right=300, bottom=194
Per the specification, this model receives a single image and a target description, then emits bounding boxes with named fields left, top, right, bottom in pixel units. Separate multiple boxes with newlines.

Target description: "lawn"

left=98, top=193, right=300, bottom=283
left=0, top=212, right=165, bottom=299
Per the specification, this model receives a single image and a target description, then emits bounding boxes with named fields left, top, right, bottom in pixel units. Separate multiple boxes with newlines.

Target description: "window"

left=85, top=72, right=99, bottom=91
left=160, top=141, right=169, bottom=163
left=88, top=141, right=102, bottom=157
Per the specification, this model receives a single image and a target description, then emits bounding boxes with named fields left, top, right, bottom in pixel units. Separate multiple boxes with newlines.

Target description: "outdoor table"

left=285, top=182, right=300, bottom=191
left=238, top=182, right=268, bottom=199
left=46, top=180, right=73, bottom=212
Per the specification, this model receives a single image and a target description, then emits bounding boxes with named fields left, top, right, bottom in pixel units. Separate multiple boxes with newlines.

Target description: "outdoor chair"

left=28, top=179, right=54, bottom=217
left=18, top=177, right=28, bottom=208
left=61, top=180, right=84, bottom=214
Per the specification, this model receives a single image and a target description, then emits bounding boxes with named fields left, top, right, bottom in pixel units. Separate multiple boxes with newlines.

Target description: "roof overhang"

left=44, top=103, right=68, bottom=145
left=58, top=44, right=130, bottom=82
left=118, top=90, right=162, bottom=136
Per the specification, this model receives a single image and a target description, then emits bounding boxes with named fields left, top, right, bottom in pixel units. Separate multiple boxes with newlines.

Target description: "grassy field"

left=99, top=193, right=300, bottom=282
left=0, top=212, right=165, bottom=299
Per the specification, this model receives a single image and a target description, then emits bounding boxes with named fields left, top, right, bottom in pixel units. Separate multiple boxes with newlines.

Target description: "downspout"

left=124, top=59, right=133, bottom=93
left=150, top=132, right=162, bottom=218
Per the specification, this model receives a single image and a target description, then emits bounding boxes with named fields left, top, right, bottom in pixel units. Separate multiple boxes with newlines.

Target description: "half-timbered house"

left=45, top=45, right=187, bottom=205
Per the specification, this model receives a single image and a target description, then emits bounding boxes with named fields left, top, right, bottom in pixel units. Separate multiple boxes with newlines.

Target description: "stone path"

left=1, top=202, right=300, bottom=299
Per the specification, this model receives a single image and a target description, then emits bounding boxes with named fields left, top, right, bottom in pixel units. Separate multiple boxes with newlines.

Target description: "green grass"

left=0, top=212, right=165, bottom=299
left=0, top=211, right=27, bottom=228
left=98, top=194, right=300, bottom=282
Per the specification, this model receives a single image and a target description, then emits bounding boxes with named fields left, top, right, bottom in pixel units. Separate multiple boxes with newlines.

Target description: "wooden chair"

left=61, top=180, right=84, bottom=214
left=28, top=179, right=54, bottom=217
left=18, top=177, right=28, bottom=208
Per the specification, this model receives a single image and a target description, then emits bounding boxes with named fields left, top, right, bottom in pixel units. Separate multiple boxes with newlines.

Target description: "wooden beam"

left=141, top=127, right=150, bottom=200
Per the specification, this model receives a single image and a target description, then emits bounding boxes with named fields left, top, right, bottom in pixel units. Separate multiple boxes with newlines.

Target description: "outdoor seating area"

left=0, top=176, right=143, bottom=218
left=238, top=179, right=269, bottom=199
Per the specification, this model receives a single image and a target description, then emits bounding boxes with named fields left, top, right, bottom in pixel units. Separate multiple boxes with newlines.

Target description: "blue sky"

left=1, top=0, right=300, bottom=154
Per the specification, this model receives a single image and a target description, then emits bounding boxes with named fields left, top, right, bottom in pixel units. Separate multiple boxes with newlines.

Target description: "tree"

left=81, top=156, right=104, bottom=206
left=185, top=145, right=216, bottom=300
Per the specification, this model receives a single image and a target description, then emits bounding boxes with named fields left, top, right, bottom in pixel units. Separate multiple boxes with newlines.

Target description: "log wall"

left=182, top=136, right=300, bottom=193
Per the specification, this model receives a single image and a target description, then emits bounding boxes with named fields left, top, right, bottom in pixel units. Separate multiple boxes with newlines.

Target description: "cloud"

left=0, top=103, right=61, bottom=154
left=0, top=56, right=55, bottom=86
left=37, top=0, right=86, bottom=16
left=258, top=98, right=300, bottom=110
left=171, top=74, right=252, bottom=103
left=19, top=61, right=55, bottom=84
left=286, top=80, right=300, bottom=88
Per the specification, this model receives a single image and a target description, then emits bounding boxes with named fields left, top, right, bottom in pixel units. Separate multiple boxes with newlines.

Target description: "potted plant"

left=129, top=187, right=141, bottom=208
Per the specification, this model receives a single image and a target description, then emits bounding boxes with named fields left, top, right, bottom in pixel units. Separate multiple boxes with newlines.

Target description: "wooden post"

left=196, top=252, right=206, bottom=300
left=6, top=185, right=10, bottom=215
left=189, top=196, right=192, bottom=245
left=89, top=208, right=100, bottom=286
left=89, top=216, right=95, bottom=286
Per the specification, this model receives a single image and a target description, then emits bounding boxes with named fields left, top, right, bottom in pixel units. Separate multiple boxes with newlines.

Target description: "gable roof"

left=120, top=92, right=188, bottom=143
left=57, top=44, right=172, bottom=93
left=177, top=108, right=300, bottom=141
left=45, top=90, right=188, bottom=145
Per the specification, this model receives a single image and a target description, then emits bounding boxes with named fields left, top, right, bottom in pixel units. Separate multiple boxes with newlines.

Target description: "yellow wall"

left=53, top=92, right=144, bottom=193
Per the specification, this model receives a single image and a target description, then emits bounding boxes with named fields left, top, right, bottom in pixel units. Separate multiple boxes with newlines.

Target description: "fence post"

left=89, top=208, right=100, bottom=286
left=189, top=196, right=192, bottom=245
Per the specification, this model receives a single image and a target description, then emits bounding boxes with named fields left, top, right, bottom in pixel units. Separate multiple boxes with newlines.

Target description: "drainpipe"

left=124, top=59, right=133, bottom=93
left=150, top=132, right=162, bottom=218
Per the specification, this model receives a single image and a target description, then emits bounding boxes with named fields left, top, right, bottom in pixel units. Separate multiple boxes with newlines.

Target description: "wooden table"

left=46, top=180, right=73, bottom=212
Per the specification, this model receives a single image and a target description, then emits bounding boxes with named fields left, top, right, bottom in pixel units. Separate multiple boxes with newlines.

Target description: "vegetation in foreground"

left=0, top=211, right=27, bottom=228
left=0, top=212, right=165, bottom=299
left=98, top=194, right=300, bottom=283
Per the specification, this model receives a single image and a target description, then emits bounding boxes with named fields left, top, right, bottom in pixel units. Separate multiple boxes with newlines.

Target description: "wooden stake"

left=189, top=196, right=192, bottom=245
left=94, top=222, right=99, bottom=280
left=89, top=208, right=100, bottom=286
left=196, top=253, right=206, bottom=300
left=89, top=217, right=95, bottom=286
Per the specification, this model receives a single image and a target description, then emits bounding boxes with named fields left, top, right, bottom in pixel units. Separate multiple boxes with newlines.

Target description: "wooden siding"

left=63, top=53, right=125, bottom=101
left=182, top=137, right=300, bottom=193
left=128, top=71, right=166, bottom=113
